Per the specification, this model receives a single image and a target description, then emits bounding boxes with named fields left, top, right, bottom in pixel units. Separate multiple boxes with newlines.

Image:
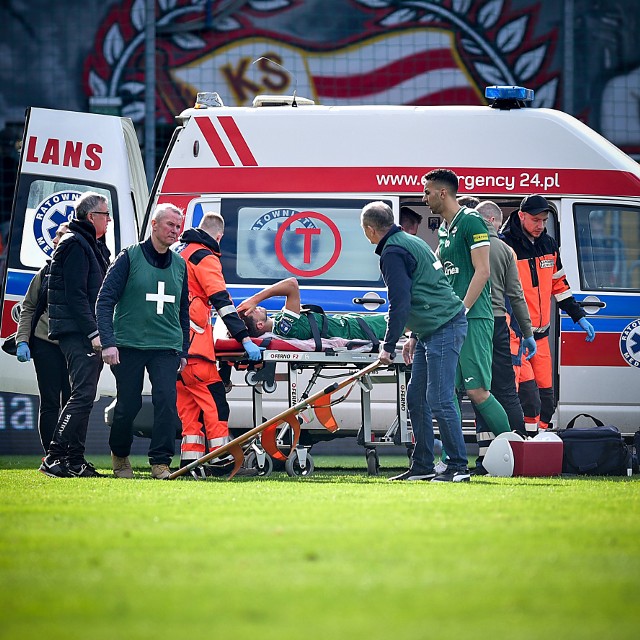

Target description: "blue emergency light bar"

left=485, top=85, right=534, bottom=109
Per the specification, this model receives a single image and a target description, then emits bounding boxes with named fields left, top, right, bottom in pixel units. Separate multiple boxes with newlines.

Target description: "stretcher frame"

left=221, top=348, right=413, bottom=475
left=168, top=359, right=387, bottom=480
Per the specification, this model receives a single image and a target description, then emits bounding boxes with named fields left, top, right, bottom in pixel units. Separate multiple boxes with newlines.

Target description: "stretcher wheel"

left=284, top=450, right=315, bottom=477
left=262, top=379, right=277, bottom=394
left=245, top=370, right=258, bottom=386
left=366, top=449, right=380, bottom=476
left=245, top=451, right=273, bottom=477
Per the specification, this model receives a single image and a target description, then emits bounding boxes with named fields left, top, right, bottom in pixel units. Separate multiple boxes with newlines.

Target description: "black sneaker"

left=470, top=463, right=489, bottom=476
left=39, top=456, right=72, bottom=478
left=208, top=465, right=260, bottom=477
left=203, top=462, right=233, bottom=477
left=68, top=461, right=106, bottom=478
left=431, top=468, right=471, bottom=482
left=389, top=468, right=436, bottom=481
left=233, top=467, right=259, bottom=478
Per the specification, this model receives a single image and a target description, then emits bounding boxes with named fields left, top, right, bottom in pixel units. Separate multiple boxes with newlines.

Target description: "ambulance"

left=1, top=86, right=639, bottom=440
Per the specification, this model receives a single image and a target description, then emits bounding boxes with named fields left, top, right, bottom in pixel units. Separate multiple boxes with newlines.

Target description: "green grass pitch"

left=1, top=454, right=639, bottom=640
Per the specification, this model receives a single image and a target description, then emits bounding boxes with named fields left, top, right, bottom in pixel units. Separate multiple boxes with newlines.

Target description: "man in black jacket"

left=40, top=192, right=111, bottom=478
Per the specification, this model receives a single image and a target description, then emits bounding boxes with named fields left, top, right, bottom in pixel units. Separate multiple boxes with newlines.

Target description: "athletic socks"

left=475, top=394, right=511, bottom=435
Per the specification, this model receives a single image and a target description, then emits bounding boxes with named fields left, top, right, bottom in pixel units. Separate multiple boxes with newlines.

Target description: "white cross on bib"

left=146, top=281, right=175, bottom=314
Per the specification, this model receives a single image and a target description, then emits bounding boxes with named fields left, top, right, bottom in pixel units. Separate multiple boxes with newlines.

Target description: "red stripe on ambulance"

left=195, top=118, right=234, bottom=166
left=561, top=332, right=626, bottom=367
left=1, top=302, right=18, bottom=338
left=160, top=166, right=640, bottom=196
left=217, top=117, right=257, bottom=166
left=196, top=117, right=257, bottom=167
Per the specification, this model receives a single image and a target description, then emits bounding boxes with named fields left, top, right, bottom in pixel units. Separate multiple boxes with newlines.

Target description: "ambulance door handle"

left=353, top=297, right=386, bottom=306
left=578, top=296, right=606, bottom=310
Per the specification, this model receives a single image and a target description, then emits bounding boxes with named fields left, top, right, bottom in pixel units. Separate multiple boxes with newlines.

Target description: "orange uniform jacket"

left=173, top=227, right=249, bottom=462
left=173, top=227, right=250, bottom=361
left=502, top=213, right=585, bottom=338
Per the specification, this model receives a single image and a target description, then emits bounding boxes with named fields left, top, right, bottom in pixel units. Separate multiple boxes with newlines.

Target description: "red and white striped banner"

left=172, top=29, right=482, bottom=108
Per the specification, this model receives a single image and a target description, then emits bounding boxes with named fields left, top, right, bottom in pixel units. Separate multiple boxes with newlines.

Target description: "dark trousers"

left=31, top=336, right=71, bottom=452
left=48, top=334, right=103, bottom=464
left=218, top=361, right=232, bottom=388
left=109, top=348, right=180, bottom=465
left=474, top=316, right=525, bottom=434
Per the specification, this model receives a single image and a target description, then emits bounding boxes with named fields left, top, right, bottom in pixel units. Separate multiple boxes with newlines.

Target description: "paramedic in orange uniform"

left=502, top=195, right=595, bottom=432
left=172, top=211, right=263, bottom=472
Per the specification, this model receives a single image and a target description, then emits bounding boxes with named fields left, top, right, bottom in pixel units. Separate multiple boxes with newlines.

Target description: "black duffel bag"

left=558, top=414, right=634, bottom=476
left=1, top=333, right=18, bottom=356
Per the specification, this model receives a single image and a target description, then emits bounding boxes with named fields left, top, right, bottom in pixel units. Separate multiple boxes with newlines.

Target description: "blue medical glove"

left=522, top=336, right=537, bottom=360
left=577, top=317, right=596, bottom=342
left=243, top=340, right=265, bottom=361
left=17, top=341, right=31, bottom=362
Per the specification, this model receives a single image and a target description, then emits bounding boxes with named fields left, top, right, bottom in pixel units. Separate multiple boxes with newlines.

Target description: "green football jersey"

left=272, top=308, right=388, bottom=341
left=438, top=206, right=493, bottom=320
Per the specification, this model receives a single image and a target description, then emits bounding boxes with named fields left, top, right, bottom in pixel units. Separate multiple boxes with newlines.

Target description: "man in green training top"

left=424, top=169, right=511, bottom=453
left=361, top=201, right=469, bottom=482
left=97, top=204, right=190, bottom=480
left=237, top=277, right=387, bottom=344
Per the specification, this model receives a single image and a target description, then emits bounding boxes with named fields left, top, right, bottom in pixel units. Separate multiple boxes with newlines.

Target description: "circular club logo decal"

left=33, top=190, right=81, bottom=256
left=620, top=319, right=640, bottom=368
left=247, top=208, right=317, bottom=278
left=248, top=208, right=342, bottom=278
left=274, top=211, right=341, bottom=278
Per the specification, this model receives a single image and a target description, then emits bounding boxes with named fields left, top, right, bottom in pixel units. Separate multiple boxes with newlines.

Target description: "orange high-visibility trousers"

left=517, top=336, right=555, bottom=430
left=177, top=359, right=230, bottom=461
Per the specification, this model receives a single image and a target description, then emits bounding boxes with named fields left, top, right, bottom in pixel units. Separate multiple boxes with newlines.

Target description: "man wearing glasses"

left=40, top=191, right=111, bottom=478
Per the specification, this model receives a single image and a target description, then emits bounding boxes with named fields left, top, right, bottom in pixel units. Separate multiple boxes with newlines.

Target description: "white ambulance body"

left=1, top=91, right=639, bottom=437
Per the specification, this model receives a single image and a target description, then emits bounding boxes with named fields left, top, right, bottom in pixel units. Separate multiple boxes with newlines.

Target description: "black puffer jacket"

left=48, top=218, right=111, bottom=340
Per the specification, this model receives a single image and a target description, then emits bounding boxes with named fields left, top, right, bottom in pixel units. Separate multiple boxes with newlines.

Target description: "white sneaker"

left=431, top=468, right=471, bottom=483
left=388, top=469, right=436, bottom=481
left=434, top=460, right=448, bottom=474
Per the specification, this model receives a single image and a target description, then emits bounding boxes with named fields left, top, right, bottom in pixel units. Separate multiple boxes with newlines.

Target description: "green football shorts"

left=455, top=317, right=494, bottom=391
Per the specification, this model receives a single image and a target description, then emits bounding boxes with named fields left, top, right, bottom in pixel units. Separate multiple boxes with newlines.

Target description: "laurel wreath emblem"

left=355, top=0, right=558, bottom=107
left=88, top=0, right=294, bottom=122
left=88, top=0, right=557, bottom=123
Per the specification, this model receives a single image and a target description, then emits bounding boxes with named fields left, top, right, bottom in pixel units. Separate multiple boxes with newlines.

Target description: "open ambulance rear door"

left=557, top=197, right=640, bottom=434
left=0, top=107, right=148, bottom=395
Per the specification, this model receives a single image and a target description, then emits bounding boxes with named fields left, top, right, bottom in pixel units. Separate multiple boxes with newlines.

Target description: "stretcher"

left=206, top=327, right=413, bottom=477
left=168, top=360, right=385, bottom=480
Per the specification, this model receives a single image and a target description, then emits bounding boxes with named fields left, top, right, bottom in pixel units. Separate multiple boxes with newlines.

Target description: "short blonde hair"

left=199, top=211, right=225, bottom=236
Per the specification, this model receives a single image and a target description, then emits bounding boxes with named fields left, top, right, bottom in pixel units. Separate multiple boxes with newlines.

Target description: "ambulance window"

left=18, top=179, right=116, bottom=270
left=575, top=204, right=640, bottom=291
left=221, top=198, right=385, bottom=286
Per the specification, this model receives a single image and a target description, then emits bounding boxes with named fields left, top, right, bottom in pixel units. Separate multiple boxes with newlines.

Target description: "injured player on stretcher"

left=237, top=277, right=388, bottom=350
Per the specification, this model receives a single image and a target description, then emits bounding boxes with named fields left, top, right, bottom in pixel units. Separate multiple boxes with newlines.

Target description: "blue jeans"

left=407, top=309, right=468, bottom=473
